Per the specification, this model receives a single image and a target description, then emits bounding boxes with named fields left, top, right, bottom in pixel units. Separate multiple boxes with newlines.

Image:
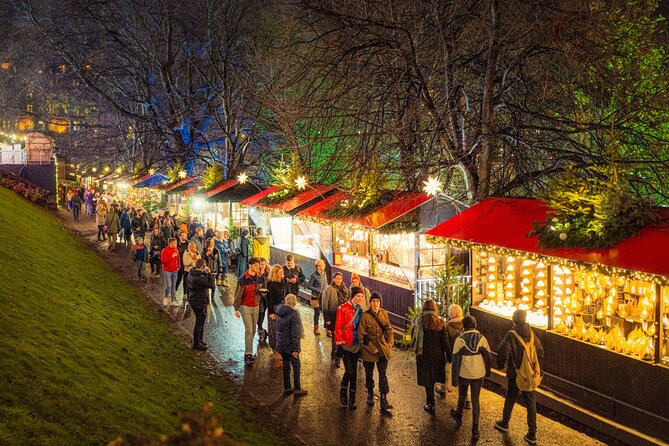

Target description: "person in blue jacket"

left=275, top=293, right=307, bottom=397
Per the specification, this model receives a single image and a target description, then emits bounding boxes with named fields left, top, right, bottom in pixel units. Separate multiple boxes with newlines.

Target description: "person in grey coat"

left=321, top=272, right=350, bottom=367
left=275, top=294, right=307, bottom=396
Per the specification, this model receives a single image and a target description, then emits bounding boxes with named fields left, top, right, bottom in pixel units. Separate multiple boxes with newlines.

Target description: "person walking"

left=441, top=303, right=470, bottom=409
left=214, top=230, right=232, bottom=286
left=350, top=273, right=371, bottom=312
left=450, top=316, right=492, bottom=442
left=257, top=257, right=272, bottom=344
left=275, top=293, right=307, bottom=397
left=119, top=207, right=132, bottom=246
left=190, top=227, right=206, bottom=256
left=412, top=299, right=452, bottom=414
left=105, top=204, right=120, bottom=250
left=237, top=229, right=250, bottom=275
left=131, top=210, right=146, bottom=244
left=358, top=291, right=394, bottom=411
left=202, top=238, right=221, bottom=303
left=95, top=201, right=108, bottom=241
left=187, top=258, right=216, bottom=351
left=131, top=236, right=149, bottom=281
left=149, top=227, right=166, bottom=278
left=322, top=272, right=349, bottom=367
left=267, top=264, right=288, bottom=369
left=161, top=216, right=175, bottom=240
left=283, top=254, right=305, bottom=298
left=233, top=257, right=267, bottom=366
left=494, top=309, right=544, bottom=445
left=334, top=288, right=364, bottom=409
left=182, top=242, right=201, bottom=298
left=71, top=190, right=82, bottom=221
left=161, top=238, right=181, bottom=307
left=307, top=259, right=327, bottom=335
left=175, top=232, right=189, bottom=294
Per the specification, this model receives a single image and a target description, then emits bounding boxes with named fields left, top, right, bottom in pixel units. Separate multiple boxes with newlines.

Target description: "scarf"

left=411, top=310, right=436, bottom=355
left=332, top=280, right=349, bottom=304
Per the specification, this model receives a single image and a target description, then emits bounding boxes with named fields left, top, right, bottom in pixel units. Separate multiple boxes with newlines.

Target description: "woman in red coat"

left=160, top=238, right=181, bottom=306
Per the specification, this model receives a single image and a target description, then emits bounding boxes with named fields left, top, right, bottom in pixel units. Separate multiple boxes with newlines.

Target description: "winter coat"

left=283, top=265, right=305, bottom=297
left=187, top=269, right=215, bottom=308
left=275, top=304, right=303, bottom=354
left=202, top=247, right=220, bottom=273
left=307, top=270, right=327, bottom=297
left=131, top=244, right=149, bottom=262
left=322, top=283, right=349, bottom=327
left=161, top=224, right=174, bottom=240
left=176, top=240, right=189, bottom=270
left=160, top=246, right=181, bottom=272
left=416, top=326, right=451, bottom=387
left=358, top=308, right=394, bottom=362
left=252, top=236, right=270, bottom=260
left=350, top=285, right=371, bottom=312
left=105, top=211, right=120, bottom=235
left=267, top=280, right=288, bottom=316
left=120, top=212, right=131, bottom=230
left=183, top=250, right=199, bottom=272
left=496, top=322, right=544, bottom=378
left=95, top=208, right=107, bottom=226
left=334, top=301, right=362, bottom=348
left=233, top=272, right=267, bottom=311
left=214, top=238, right=231, bottom=264
left=451, top=329, right=491, bottom=386
left=190, top=235, right=206, bottom=254
left=446, top=319, right=464, bottom=356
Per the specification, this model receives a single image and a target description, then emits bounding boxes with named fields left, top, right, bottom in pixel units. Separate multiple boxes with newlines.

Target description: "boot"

left=272, top=351, right=283, bottom=369
left=380, top=393, right=393, bottom=411
left=339, top=386, right=348, bottom=406
left=472, top=424, right=480, bottom=442
left=348, top=390, right=357, bottom=410
left=313, top=325, right=321, bottom=336
left=367, top=392, right=375, bottom=407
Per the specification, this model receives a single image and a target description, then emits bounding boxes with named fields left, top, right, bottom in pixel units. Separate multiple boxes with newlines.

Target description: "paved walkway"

left=60, top=210, right=611, bottom=446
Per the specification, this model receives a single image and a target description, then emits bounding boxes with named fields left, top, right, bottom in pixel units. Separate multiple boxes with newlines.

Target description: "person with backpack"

left=131, top=236, right=149, bottom=281
left=450, top=316, right=491, bottom=442
left=494, top=309, right=544, bottom=445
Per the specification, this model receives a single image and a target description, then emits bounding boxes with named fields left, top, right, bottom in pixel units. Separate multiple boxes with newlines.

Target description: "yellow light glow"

left=422, top=176, right=443, bottom=197
left=295, top=175, right=308, bottom=190
left=178, top=170, right=187, bottom=179
left=237, top=173, right=249, bottom=184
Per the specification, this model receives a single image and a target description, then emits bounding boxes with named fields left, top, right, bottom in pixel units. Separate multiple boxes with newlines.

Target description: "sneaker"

left=162, top=297, right=169, bottom=306
left=524, top=433, right=537, bottom=445
left=170, top=301, right=179, bottom=307
left=423, top=404, right=435, bottom=414
left=294, top=389, right=308, bottom=397
left=450, top=409, right=463, bottom=426
left=193, top=344, right=207, bottom=351
left=494, top=420, right=509, bottom=433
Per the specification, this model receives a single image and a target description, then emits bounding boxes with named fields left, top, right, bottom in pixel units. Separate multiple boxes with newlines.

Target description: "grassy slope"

left=0, top=187, right=280, bottom=446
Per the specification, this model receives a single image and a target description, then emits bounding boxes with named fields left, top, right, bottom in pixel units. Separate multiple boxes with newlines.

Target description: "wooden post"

left=655, top=283, right=662, bottom=365
left=546, top=260, right=553, bottom=330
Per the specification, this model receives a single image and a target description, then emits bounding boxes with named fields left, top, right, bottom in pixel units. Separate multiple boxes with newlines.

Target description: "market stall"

left=198, top=179, right=258, bottom=232
left=297, top=191, right=466, bottom=327
left=240, top=184, right=337, bottom=290
left=426, top=197, right=669, bottom=442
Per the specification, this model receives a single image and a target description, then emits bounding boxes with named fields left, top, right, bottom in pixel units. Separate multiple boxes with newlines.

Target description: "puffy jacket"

left=334, top=301, right=362, bottom=347
left=160, top=246, right=181, bottom=272
left=452, top=329, right=491, bottom=386
left=233, top=272, right=267, bottom=311
left=283, top=265, right=305, bottom=297
left=187, top=269, right=215, bottom=308
left=496, top=323, right=544, bottom=377
left=131, top=244, right=149, bottom=262
left=275, top=304, right=303, bottom=354
left=307, top=270, right=327, bottom=297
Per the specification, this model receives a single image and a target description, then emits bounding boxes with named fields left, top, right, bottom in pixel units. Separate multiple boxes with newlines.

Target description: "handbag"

left=310, top=294, right=320, bottom=309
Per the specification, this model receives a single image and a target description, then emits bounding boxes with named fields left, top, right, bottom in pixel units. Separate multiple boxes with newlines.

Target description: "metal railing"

left=415, top=275, right=472, bottom=309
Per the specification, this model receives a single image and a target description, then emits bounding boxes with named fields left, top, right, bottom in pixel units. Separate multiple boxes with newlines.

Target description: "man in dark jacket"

left=187, top=259, right=216, bottom=350
left=494, top=310, right=544, bottom=445
left=175, top=231, right=190, bottom=294
left=283, top=254, right=305, bottom=298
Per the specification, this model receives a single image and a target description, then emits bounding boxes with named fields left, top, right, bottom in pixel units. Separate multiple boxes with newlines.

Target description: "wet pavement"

left=60, top=210, right=608, bottom=446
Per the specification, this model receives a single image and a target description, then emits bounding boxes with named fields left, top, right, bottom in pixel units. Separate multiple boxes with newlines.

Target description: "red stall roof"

left=181, top=183, right=201, bottom=196
left=203, top=179, right=238, bottom=198
left=162, top=176, right=196, bottom=192
left=426, top=197, right=669, bottom=277
left=298, top=191, right=433, bottom=229
left=241, top=184, right=337, bottom=214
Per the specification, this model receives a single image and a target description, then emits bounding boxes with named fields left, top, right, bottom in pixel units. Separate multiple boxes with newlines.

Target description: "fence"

left=415, top=275, right=472, bottom=313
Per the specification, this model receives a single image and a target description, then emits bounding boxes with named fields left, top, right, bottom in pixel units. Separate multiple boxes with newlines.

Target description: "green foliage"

left=166, top=161, right=185, bottom=183
left=394, top=305, right=422, bottom=349
left=429, top=256, right=470, bottom=316
left=202, top=164, right=225, bottom=190
left=258, top=151, right=305, bottom=205
left=227, top=219, right=241, bottom=241
left=531, top=165, right=659, bottom=249
left=326, top=157, right=391, bottom=218
left=0, top=187, right=281, bottom=446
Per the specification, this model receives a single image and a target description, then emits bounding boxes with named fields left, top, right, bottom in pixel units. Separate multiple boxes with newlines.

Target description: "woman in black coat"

left=412, top=299, right=452, bottom=414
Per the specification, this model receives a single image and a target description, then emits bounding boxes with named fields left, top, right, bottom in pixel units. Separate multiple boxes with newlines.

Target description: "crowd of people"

left=64, top=187, right=545, bottom=445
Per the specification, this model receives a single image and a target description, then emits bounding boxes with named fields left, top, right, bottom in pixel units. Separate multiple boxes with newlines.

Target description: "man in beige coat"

left=358, top=291, right=394, bottom=411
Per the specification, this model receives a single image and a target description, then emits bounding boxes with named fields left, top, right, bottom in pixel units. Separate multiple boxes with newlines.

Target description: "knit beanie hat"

left=351, top=273, right=361, bottom=282
left=370, top=291, right=382, bottom=303
left=350, top=286, right=364, bottom=297
left=463, top=315, right=477, bottom=330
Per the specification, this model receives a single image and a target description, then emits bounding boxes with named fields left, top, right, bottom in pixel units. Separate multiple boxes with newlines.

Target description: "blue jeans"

left=281, top=353, right=301, bottom=390
left=163, top=270, right=179, bottom=301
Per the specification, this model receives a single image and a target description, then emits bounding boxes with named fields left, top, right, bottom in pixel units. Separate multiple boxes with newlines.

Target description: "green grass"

left=0, top=187, right=282, bottom=446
